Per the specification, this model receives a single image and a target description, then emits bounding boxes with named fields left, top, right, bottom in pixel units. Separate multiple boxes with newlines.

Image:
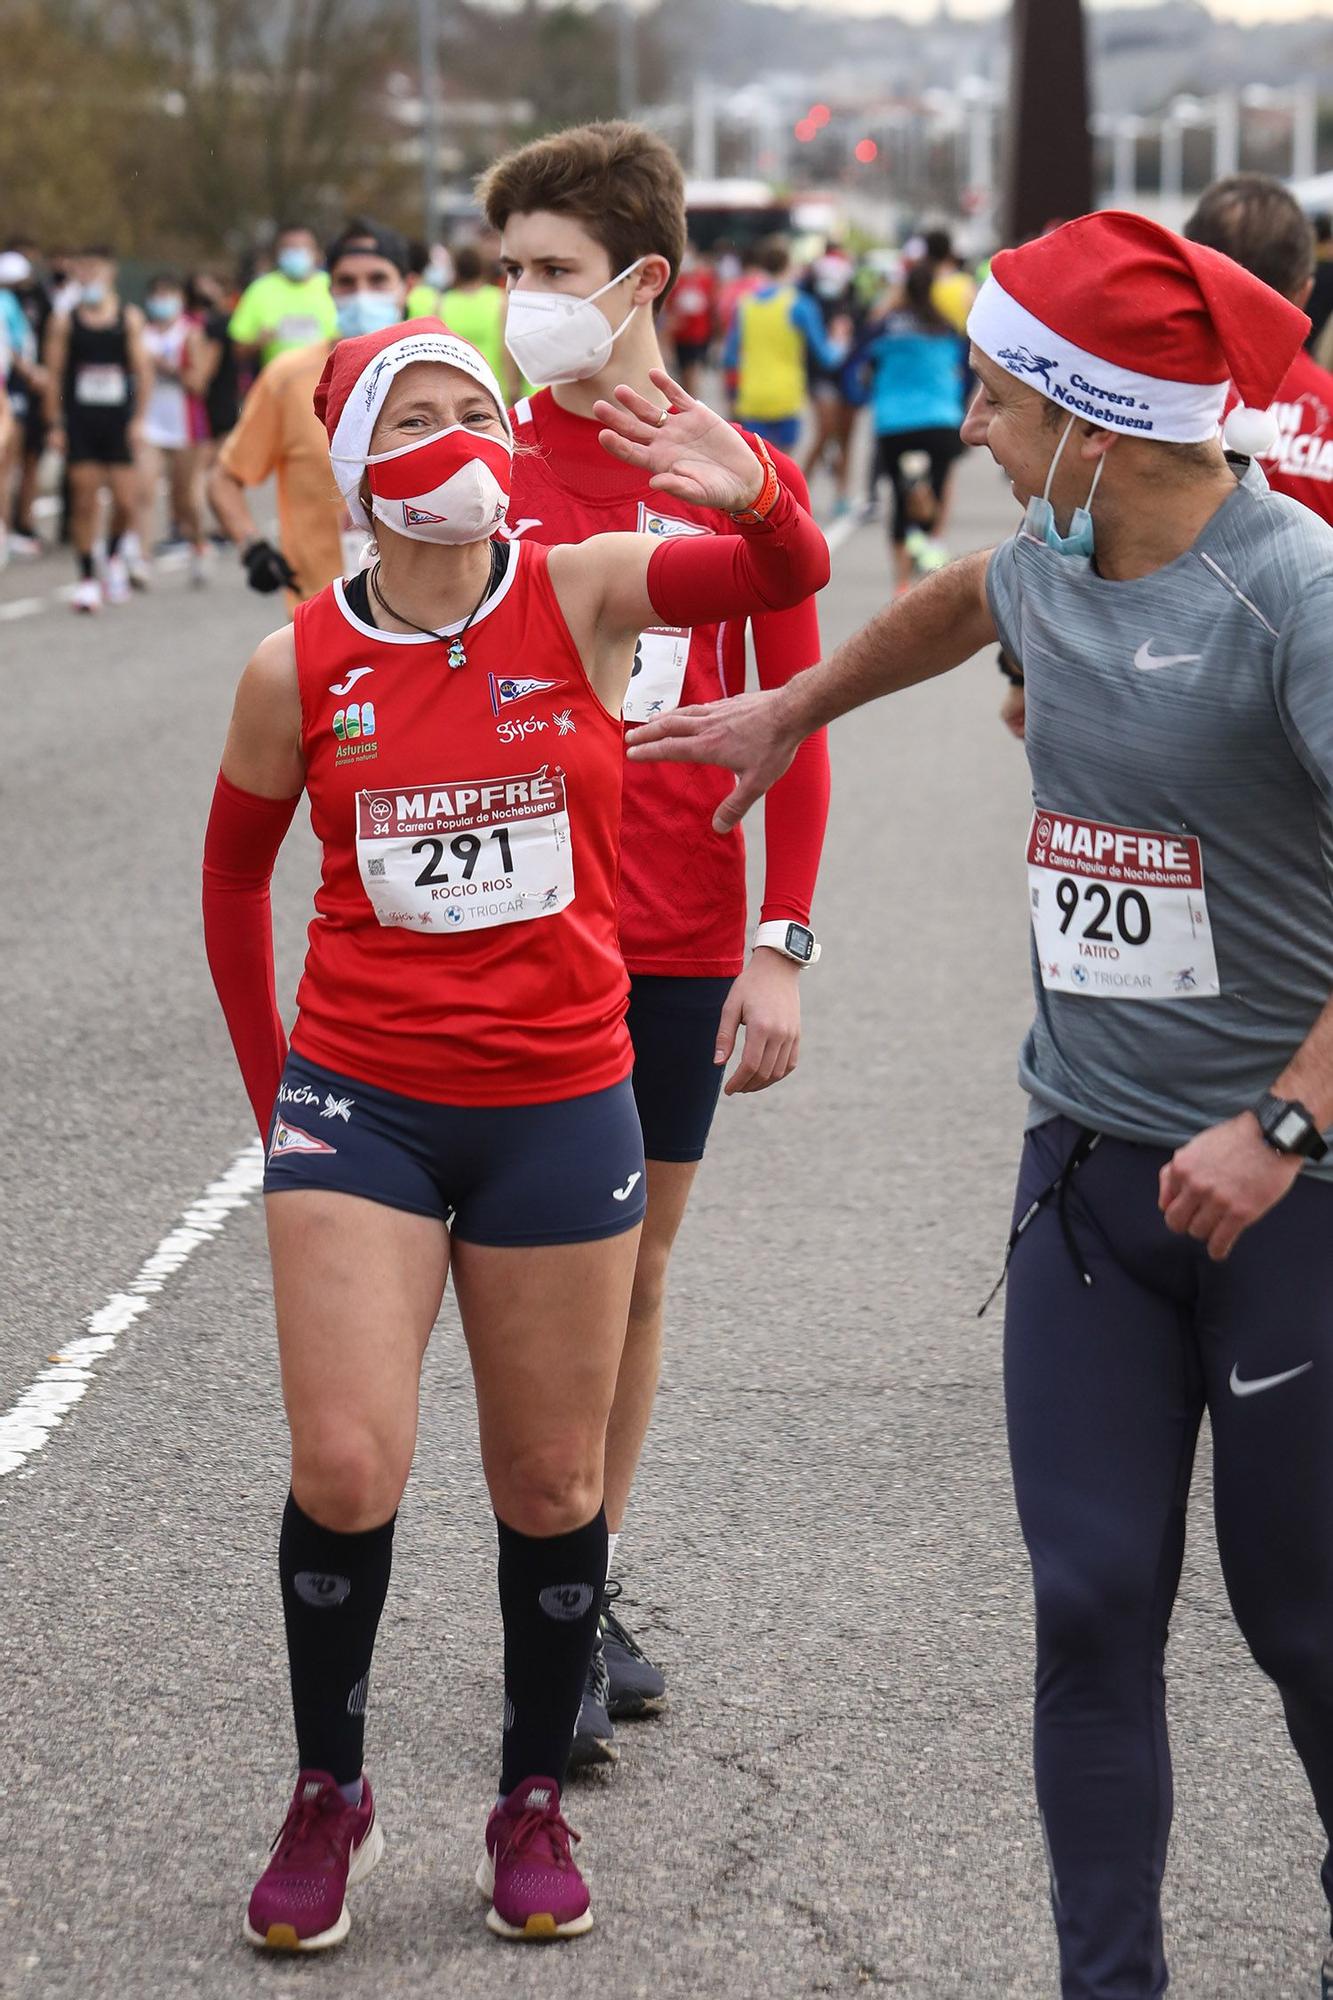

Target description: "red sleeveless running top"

left=289, top=539, right=630, bottom=1105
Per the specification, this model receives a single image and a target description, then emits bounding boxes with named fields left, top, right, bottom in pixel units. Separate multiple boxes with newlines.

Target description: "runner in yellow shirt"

left=229, top=224, right=338, bottom=369
left=208, top=222, right=408, bottom=605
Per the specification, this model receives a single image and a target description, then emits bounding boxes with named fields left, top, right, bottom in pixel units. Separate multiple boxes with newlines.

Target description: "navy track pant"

left=1005, top=1116, right=1333, bottom=1999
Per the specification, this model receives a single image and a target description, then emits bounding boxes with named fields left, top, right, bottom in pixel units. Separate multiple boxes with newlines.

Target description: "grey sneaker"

left=601, top=1582, right=667, bottom=1719
left=568, top=1637, right=618, bottom=1772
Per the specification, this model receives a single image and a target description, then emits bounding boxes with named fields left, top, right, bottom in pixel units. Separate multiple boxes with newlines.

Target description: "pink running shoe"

left=244, top=1770, right=383, bottom=1951
left=475, top=1776, right=593, bottom=1940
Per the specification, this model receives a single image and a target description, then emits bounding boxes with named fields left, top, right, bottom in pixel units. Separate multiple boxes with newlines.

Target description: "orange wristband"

left=729, top=434, right=781, bottom=525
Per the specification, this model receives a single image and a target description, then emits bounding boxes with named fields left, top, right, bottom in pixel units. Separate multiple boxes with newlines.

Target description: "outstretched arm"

left=626, top=546, right=998, bottom=833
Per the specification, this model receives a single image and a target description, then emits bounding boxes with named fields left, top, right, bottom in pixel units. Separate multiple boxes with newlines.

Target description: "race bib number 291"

left=356, top=766, right=574, bottom=934
left=1027, top=807, right=1219, bottom=1001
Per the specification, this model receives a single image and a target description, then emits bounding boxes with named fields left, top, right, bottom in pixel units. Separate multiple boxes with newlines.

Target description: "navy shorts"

left=626, top=974, right=732, bottom=1164
left=264, top=1053, right=646, bottom=1246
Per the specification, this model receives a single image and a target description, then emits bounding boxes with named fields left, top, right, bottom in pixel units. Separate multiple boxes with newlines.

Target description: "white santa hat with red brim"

left=314, top=318, right=513, bottom=527
left=967, top=209, right=1309, bottom=457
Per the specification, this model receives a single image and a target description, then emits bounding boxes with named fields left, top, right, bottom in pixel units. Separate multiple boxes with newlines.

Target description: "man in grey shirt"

left=621, top=211, right=1333, bottom=1998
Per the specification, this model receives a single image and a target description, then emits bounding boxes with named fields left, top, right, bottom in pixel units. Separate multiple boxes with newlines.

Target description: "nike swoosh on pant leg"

left=1228, top=1360, right=1314, bottom=1398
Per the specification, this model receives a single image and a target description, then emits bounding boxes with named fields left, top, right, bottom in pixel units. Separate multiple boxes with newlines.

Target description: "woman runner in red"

left=201, top=320, right=828, bottom=1949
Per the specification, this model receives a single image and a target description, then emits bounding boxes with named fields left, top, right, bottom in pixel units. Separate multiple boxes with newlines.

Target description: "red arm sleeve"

left=645, top=446, right=830, bottom=627
left=202, top=771, right=300, bottom=1137
left=750, top=452, right=831, bottom=928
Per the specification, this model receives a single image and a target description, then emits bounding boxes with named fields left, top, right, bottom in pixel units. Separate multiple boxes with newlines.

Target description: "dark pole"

left=1005, top=0, right=1093, bottom=245
left=417, top=0, right=441, bottom=246
left=617, top=1, right=639, bottom=118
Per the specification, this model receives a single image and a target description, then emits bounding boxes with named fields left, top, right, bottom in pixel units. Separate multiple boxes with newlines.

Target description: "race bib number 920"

left=1027, top=807, right=1219, bottom=1001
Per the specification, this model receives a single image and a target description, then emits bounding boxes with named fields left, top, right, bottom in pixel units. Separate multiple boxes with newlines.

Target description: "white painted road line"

left=0, top=597, right=45, bottom=621
left=0, top=1141, right=264, bottom=1481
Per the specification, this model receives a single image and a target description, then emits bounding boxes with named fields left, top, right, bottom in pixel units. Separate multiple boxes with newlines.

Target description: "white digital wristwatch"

left=753, top=920, right=821, bottom=965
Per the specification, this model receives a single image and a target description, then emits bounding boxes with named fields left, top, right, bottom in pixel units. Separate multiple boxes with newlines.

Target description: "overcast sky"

left=791, top=1, right=1327, bottom=19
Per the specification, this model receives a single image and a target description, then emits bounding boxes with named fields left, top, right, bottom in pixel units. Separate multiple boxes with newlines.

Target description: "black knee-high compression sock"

left=278, top=1492, right=395, bottom=1784
left=497, top=1508, right=608, bottom=1795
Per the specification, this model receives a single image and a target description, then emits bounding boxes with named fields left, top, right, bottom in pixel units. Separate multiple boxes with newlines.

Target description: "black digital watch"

left=1252, top=1093, right=1328, bottom=1162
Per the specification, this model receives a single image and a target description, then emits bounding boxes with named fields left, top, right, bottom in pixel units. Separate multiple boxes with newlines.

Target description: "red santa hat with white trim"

left=313, top=317, right=513, bottom=526
left=967, top=209, right=1309, bottom=457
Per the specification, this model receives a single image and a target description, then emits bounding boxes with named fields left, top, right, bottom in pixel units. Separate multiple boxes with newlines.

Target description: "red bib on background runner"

left=290, top=538, right=630, bottom=1105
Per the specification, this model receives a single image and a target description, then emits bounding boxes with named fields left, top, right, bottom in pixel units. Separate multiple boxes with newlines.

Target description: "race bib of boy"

left=74, top=364, right=128, bottom=407
left=356, top=765, right=574, bottom=934
left=622, top=625, right=691, bottom=722
left=1027, top=808, right=1219, bottom=1001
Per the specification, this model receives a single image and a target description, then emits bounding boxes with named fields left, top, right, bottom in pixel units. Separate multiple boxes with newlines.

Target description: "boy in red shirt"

left=1186, top=173, right=1333, bottom=528
left=480, top=121, right=831, bottom=1767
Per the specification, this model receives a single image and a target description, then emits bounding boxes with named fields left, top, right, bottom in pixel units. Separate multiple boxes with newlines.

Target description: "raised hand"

left=594, top=365, right=764, bottom=514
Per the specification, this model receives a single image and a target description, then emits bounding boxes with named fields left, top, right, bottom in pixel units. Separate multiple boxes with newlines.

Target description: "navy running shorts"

left=264, top=1053, right=646, bottom=1245
left=626, top=973, right=733, bottom=1164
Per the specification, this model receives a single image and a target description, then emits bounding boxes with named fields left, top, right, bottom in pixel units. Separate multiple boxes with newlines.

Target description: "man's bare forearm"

left=783, top=547, right=998, bottom=736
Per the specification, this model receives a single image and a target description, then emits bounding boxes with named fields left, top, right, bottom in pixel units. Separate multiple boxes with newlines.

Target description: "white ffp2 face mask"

left=503, top=258, right=646, bottom=385
left=365, top=425, right=513, bottom=545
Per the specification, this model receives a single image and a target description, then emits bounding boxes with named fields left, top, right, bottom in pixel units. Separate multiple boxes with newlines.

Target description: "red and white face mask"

left=365, top=425, right=512, bottom=545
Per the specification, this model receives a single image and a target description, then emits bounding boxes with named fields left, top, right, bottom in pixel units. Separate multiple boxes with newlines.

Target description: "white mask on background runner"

left=504, top=259, right=646, bottom=385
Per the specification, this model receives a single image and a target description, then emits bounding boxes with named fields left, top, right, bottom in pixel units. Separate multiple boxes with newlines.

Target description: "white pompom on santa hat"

left=968, top=209, right=1309, bottom=457
left=313, top=318, right=513, bottom=526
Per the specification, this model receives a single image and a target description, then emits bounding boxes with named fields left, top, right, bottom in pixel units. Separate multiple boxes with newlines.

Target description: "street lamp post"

left=617, top=0, right=639, bottom=121
left=416, top=0, right=441, bottom=244
left=1212, top=89, right=1240, bottom=179
left=692, top=76, right=717, bottom=180
left=1294, top=80, right=1318, bottom=184
left=1113, top=115, right=1142, bottom=203
left=1160, top=116, right=1184, bottom=202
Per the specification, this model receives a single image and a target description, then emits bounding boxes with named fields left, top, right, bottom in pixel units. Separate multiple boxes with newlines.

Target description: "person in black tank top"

left=43, top=248, right=152, bottom=610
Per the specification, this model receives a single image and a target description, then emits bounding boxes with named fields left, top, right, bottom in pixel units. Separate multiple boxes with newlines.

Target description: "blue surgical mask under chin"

left=335, top=292, right=401, bottom=340
left=1023, top=415, right=1105, bottom=560
left=277, top=247, right=317, bottom=282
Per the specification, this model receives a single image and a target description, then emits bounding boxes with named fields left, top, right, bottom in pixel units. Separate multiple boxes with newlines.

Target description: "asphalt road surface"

left=1, top=459, right=1325, bottom=2000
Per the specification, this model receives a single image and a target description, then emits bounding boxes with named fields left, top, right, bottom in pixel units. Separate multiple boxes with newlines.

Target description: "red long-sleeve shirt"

left=509, top=387, right=831, bottom=977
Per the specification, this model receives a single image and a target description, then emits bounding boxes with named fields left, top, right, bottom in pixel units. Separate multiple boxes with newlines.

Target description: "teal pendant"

left=447, top=637, right=467, bottom=670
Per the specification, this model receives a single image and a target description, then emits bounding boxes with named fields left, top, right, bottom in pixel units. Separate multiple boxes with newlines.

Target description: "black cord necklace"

left=368, top=539, right=503, bottom=669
